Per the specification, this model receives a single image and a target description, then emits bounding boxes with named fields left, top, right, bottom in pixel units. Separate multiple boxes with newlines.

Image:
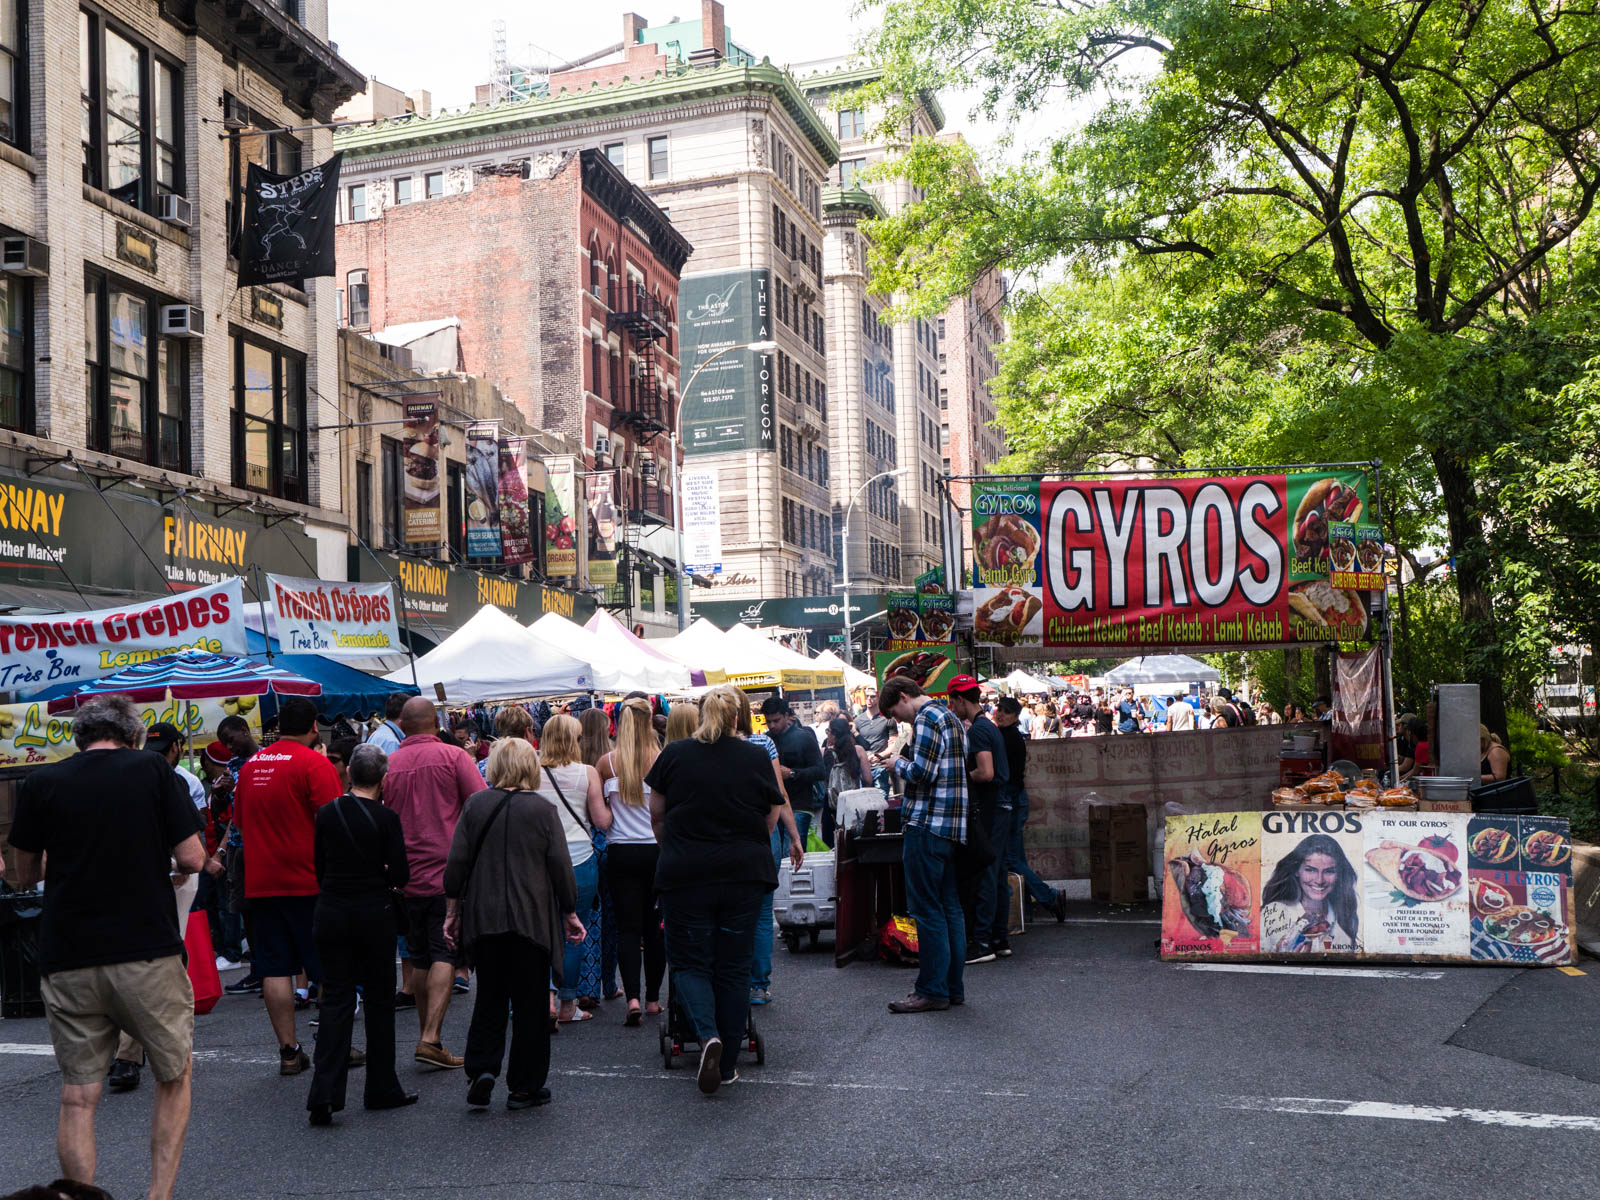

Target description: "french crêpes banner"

left=970, top=472, right=1376, bottom=648
left=1161, top=810, right=1575, bottom=965
left=267, top=574, right=400, bottom=657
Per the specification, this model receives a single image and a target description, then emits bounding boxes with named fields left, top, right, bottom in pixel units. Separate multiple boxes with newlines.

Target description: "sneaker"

left=720, top=1071, right=741, bottom=1085
left=452, top=976, right=471, bottom=995
left=749, top=988, right=771, bottom=1006
left=224, top=975, right=263, bottom=996
left=993, top=941, right=1013, bottom=958
left=696, top=1037, right=723, bottom=1095
left=279, top=1045, right=310, bottom=1076
left=347, top=1049, right=366, bottom=1069
left=1052, top=890, right=1069, bottom=923
left=467, top=1073, right=494, bottom=1109
left=106, top=1058, right=141, bottom=1093
left=215, top=956, right=242, bottom=971
left=393, top=990, right=416, bottom=1010
left=506, top=1087, right=551, bottom=1110
left=415, top=1040, right=464, bottom=1070
left=965, top=944, right=996, bottom=965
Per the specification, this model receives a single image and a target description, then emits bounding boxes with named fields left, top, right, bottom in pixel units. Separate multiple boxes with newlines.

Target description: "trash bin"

left=0, top=888, right=45, bottom=1020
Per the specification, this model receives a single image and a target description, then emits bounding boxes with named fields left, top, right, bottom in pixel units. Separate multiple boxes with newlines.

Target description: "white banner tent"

left=583, top=608, right=700, bottom=688
left=1103, top=654, right=1222, bottom=687
left=1000, top=668, right=1056, bottom=695
left=813, top=649, right=874, bottom=690
left=724, top=624, right=845, bottom=688
left=528, top=612, right=690, bottom=694
left=651, top=618, right=740, bottom=681
left=385, top=604, right=595, bottom=703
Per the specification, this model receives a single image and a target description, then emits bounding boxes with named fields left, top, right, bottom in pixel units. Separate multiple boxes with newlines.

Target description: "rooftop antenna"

left=491, top=19, right=510, bottom=102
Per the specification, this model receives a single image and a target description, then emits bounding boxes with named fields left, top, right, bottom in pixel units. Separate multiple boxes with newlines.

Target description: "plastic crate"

left=0, top=890, right=45, bottom=1020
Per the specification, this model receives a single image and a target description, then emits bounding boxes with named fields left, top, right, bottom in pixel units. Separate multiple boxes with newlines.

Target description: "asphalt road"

left=3, top=899, right=1599, bottom=1199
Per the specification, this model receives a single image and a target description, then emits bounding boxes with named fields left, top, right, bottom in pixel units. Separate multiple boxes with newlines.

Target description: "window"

left=447, top=462, right=465, bottom=559
left=231, top=333, right=307, bottom=503
left=393, top=176, right=413, bottom=205
left=840, top=158, right=868, bottom=188
left=0, top=273, right=29, bottom=432
left=0, top=0, right=22, bottom=148
left=85, top=269, right=187, bottom=470
left=604, top=141, right=625, bottom=169
left=346, top=269, right=369, bottom=328
left=227, top=98, right=300, bottom=256
left=425, top=171, right=444, bottom=200
left=379, top=437, right=401, bottom=547
left=79, top=10, right=183, bottom=211
left=355, top=460, right=374, bottom=546
left=647, top=135, right=668, bottom=180
left=347, top=184, right=367, bottom=222
left=838, top=108, right=865, bottom=139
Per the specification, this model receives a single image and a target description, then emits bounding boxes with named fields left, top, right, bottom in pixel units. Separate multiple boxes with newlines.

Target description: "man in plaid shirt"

left=876, top=675, right=968, bottom=1013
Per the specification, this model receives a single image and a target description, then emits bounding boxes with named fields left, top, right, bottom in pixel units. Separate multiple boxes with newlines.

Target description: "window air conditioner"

left=157, top=194, right=194, bottom=229
left=594, top=434, right=611, bottom=460
left=160, top=305, right=205, bottom=339
left=0, top=236, right=48, bottom=277
left=222, top=96, right=251, bottom=130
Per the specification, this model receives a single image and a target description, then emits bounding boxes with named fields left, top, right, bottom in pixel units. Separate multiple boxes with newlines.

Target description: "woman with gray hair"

left=307, top=744, right=415, bottom=1126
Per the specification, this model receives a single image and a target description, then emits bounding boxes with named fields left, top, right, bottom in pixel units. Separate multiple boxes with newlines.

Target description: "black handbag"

left=329, top=795, right=408, bottom=927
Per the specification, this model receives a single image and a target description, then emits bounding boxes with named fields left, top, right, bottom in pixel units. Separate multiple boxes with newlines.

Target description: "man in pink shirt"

left=383, top=697, right=483, bottom=1069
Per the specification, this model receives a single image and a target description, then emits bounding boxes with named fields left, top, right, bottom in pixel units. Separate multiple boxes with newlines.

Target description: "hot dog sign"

left=970, top=471, right=1375, bottom=649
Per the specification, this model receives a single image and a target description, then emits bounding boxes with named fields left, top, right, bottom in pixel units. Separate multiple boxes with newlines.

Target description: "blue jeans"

left=975, top=802, right=1018, bottom=946
left=902, top=824, right=964, bottom=1002
left=751, top=827, right=784, bottom=990
left=558, top=854, right=599, bottom=1002
left=1005, top=788, right=1058, bottom=909
left=663, top=882, right=766, bottom=1080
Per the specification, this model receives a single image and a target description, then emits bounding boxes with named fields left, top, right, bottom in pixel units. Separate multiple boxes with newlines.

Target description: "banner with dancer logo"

left=237, top=152, right=343, bottom=287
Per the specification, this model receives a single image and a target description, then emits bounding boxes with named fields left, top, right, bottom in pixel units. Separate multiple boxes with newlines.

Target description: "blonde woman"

left=1480, top=724, right=1511, bottom=785
left=664, top=701, right=699, bottom=743
left=644, top=685, right=785, bottom=1094
left=532, top=715, right=611, bottom=1024
left=444, top=738, right=584, bottom=1112
left=596, top=698, right=666, bottom=1024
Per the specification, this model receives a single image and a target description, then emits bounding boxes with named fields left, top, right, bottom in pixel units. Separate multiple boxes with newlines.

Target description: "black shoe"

left=106, top=1058, right=141, bottom=1093
left=224, top=975, right=263, bottom=996
left=347, top=1049, right=366, bottom=1069
left=696, top=1038, right=723, bottom=1095
left=467, top=1074, right=494, bottom=1109
left=993, top=940, right=1013, bottom=958
left=1052, top=890, right=1069, bottom=923
left=365, top=1092, right=419, bottom=1112
left=965, top=944, right=996, bottom=965
left=505, top=1088, right=551, bottom=1109
left=393, top=990, right=416, bottom=1010
left=308, top=1105, right=333, bottom=1127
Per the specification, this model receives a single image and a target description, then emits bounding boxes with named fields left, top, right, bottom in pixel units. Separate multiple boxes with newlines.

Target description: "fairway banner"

left=268, top=574, right=399, bottom=657
left=971, top=471, right=1374, bottom=649
left=1162, top=810, right=1574, bottom=965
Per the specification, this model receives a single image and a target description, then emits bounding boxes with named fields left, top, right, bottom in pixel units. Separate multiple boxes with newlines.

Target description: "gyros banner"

left=0, top=578, right=247, bottom=695
left=970, top=472, right=1373, bottom=648
left=267, top=574, right=400, bottom=657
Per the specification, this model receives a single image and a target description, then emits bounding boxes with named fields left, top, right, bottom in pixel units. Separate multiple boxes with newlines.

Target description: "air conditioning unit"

left=222, top=96, right=251, bottom=130
left=160, top=304, right=205, bottom=339
left=0, top=236, right=48, bottom=277
left=594, top=434, right=612, bottom=460
left=157, top=193, right=194, bottom=229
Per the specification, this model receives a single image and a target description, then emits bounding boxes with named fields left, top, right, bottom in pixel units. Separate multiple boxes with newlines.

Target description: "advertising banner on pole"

left=1332, top=646, right=1385, bottom=769
left=585, top=473, right=618, bottom=588
left=267, top=573, right=400, bottom=657
left=681, top=467, right=722, bottom=575
left=497, top=439, right=534, bottom=567
left=678, top=269, right=775, bottom=456
left=970, top=470, right=1374, bottom=649
left=0, top=578, right=247, bottom=693
left=1162, top=809, right=1575, bottom=965
left=543, top=456, right=579, bottom=578
left=875, top=644, right=960, bottom=698
left=401, top=397, right=442, bottom=545
left=464, top=423, right=502, bottom=558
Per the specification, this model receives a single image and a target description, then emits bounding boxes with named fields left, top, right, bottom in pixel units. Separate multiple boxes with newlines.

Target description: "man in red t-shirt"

left=234, top=696, right=342, bottom=1074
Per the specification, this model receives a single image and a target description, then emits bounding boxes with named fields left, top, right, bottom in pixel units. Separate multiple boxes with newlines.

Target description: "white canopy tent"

left=1000, top=668, right=1056, bottom=695
left=813, top=649, right=874, bottom=690
left=385, top=604, right=595, bottom=703
left=1103, top=654, right=1222, bottom=686
left=527, top=612, right=690, bottom=694
left=651, top=618, right=739, bottom=682
left=585, top=608, right=703, bottom=688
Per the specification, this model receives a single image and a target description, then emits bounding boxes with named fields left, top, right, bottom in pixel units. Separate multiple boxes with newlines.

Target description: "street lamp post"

left=671, top=338, right=778, bottom=631
left=842, top=467, right=908, bottom=669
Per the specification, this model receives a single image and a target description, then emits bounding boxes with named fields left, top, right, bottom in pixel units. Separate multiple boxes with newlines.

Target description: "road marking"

left=555, top=1065, right=1029, bottom=1098
left=1173, top=963, right=1444, bottom=980
left=0, top=1044, right=55, bottom=1056
left=1063, top=918, right=1161, bottom=926
left=1225, top=1095, right=1600, bottom=1131
left=1560, top=966, right=1587, bottom=977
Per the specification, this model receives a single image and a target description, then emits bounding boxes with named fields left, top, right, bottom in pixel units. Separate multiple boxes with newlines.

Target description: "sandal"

left=624, top=1004, right=642, bottom=1027
left=557, top=1009, right=594, bottom=1024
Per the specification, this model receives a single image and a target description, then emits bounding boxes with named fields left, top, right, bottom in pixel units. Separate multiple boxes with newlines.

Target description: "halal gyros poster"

left=1162, top=810, right=1574, bottom=965
left=972, top=471, right=1374, bottom=648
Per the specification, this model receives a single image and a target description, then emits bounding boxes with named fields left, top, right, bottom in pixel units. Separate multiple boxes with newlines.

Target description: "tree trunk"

left=1431, top=448, right=1508, bottom=742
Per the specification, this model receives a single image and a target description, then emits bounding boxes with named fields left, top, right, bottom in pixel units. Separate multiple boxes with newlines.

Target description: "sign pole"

left=395, top=578, right=420, bottom=690
left=251, top=564, right=274, bottom=663
left=1372, top=461, right=1400, bottom=782
left=673, top=431, right=690, bottom=633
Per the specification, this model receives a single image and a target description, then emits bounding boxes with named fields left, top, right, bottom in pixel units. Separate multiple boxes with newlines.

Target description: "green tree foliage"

left=856, top=0, right=1600, bottom=735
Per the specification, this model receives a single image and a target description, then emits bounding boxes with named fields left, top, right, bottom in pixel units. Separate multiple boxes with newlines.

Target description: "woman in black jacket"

left=308, top=745, right=415, bottom=1126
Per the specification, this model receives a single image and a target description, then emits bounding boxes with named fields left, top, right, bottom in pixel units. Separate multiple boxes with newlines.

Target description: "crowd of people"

left=1005, top=685, right=1334, bottom=737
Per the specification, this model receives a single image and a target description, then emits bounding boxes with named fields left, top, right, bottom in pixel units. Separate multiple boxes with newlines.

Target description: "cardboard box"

left=1089, top=803, right=1149, bottom=905
left=1418, top=798, right=1473, bottom=813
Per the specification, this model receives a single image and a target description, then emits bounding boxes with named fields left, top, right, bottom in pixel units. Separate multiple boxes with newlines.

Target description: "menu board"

left=1161, top=810, right=1575, bottom=965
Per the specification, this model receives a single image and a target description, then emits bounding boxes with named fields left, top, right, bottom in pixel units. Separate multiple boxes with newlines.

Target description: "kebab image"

left=1292, top=478, right=1364, bottom=563
left=1366, top=835, right=1462, bottom=903
left=1168, top=851, right=1253, bottom=939
left=974, top=512, right=1041, bottom=575
left=975, top=587, right=1043, bottom=636
left=880, top=650, right=950, bottom=689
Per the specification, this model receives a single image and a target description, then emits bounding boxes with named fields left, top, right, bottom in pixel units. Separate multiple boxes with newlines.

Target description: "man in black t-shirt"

left=994, top=698, right=1068, bottom=923
left=947, top=677, right=1010, bottom=962
left=9, top=695, right=205, bottom=1200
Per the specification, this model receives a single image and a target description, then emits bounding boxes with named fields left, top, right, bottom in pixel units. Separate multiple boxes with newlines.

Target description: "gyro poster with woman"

left=971, top=470, right=1375, bottom=649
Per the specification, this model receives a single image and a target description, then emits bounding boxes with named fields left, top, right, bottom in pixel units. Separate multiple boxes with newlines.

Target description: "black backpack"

left=1235, top=701, right=1257, bottom=726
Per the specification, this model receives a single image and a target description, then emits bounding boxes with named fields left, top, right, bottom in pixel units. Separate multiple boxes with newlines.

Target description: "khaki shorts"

left=41, top=956, right=194, bottom=1085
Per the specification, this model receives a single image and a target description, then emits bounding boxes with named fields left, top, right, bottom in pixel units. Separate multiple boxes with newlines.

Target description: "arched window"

left=588, top=239, right=603, bottom=298
left=606, top=254, right=619, bottom=311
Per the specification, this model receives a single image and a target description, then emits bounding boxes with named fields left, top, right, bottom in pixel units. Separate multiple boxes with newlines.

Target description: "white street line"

left=1063, top=918, right=1161, bottom=926
left=0, top=1043, right=56, bottom=1056
left=1174, top=963, right=1444, bottom=980
left=1226, top=1095, right=1600, bottom=1131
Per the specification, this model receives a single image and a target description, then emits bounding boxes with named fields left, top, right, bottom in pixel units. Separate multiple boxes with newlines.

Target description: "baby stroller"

left=658, top=966, right=765, bottom=1071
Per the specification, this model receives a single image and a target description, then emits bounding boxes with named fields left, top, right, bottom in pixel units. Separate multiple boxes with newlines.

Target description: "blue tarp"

left=245, top=631, right=417, bottom=719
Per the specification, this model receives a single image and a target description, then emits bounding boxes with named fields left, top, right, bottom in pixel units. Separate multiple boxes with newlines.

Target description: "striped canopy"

left=47, top=649, right=322, bottom=712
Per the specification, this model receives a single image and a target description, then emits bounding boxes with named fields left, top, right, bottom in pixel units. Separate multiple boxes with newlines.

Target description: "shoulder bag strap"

left=457, top=789, right=514, bottom=901
left=544, top=768, right=587, bottom=832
